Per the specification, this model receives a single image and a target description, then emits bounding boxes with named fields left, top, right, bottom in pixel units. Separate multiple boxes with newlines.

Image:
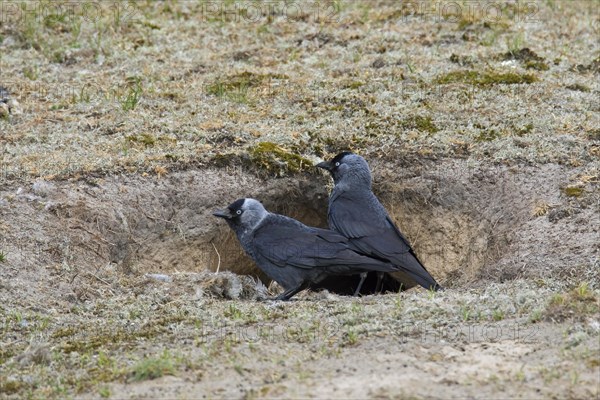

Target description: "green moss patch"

left=435, top=70, right=537, bottom=86
left=211, top=152, right=242, bottom=168
left=206, top=72, right=288, bottom=101
left=562, top=186, right=584, bottom=197
left=247, top=142, right=313, bottom=176
left=0, top=378, right=25, bottom=395
left=566, top=83, right=591, bottom=92
left=400, top=115, right=439, bottom=134
left=345, top=81, right=364, bottom=89
left=475, top=125, right=502, bottom=142
left=476, top=130, right=500, bottom=142
left=127, top=133, right=157, bottom=147
left=516, top=123, right=534, bottom=136
left=524, top=61, right=549, bottom=71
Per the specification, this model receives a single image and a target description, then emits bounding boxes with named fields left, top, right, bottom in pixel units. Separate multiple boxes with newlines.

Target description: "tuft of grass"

left=476, top=128, right=501, bottom=142
left=247, top=142, right=313, bottom=176
left=0, top=251, right=5, bottom=262
left=130, top=350, right=177, bottom=382
left=98, top=386, right=111, bottom=398
left=344, top=328, right=359, bottom=346
left=460, top=306, right=471, bottom=322
left=480, top=29, right=500, bottom=47
left=492, top=309, right=505, bottom=321
left=506, top=32, right=526, bottom=54
left=121, top=77, right=143, bottom=111
left=529, top=309, right=543, bottom=323
left=224, top=303, right=243, bottom=320
left=575, top=281, right=590, bottom=297
left=435, top=70, right=537, bottom=86
left=394, top=295, right=403, bottom=310
left=23, top=66, right=39, bottom=80
left=517, top=123, right=534, bottom=136
left=533, top=201, right=550, bottom=217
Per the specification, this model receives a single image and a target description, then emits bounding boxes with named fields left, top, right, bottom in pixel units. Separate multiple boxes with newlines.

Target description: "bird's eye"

left=335, top=162, right=340, bottom=167
left=236, top=210, right=242, bottom=215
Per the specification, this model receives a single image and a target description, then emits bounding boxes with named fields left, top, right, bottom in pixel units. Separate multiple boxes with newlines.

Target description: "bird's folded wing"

left=252, top=221, right=394, bottom=271
left=328, top=194, right=438, bottom=286
left=328, top=193, right=414, bottom=256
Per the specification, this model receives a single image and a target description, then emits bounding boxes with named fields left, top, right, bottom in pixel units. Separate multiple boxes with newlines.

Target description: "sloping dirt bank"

left=1, top=158, right=597, bottom=302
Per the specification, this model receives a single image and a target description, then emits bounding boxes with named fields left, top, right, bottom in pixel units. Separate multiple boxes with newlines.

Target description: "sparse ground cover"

left=1, top=274, right=599, bottom=399
left=0, top=1, right=598, bottom=398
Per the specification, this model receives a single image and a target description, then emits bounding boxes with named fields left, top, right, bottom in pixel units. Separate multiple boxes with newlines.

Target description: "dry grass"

left=0, top=1, right=598, bottom=184
left=0, top=274, right=598, bottom=398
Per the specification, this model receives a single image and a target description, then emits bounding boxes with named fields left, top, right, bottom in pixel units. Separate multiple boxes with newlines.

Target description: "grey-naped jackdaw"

left=213, top=198, right=402, bottom=300
left=317, top=152, right=442, bottom=293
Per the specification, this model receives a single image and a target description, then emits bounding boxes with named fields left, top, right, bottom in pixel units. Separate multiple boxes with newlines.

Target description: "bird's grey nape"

left=239, top=198, right=268, bottom=231
left=333, top=153, right=373, bottom=188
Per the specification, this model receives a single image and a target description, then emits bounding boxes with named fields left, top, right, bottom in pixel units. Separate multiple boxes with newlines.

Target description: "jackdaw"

left=213, top=198, right=401, bottom=300
left=317, top=152, right=442, bottom=292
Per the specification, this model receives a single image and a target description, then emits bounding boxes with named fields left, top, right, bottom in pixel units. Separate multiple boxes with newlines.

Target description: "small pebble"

left=32, top=180, right=55, bottom=197
left=7, top=99, right=22, bottom=115
left=0, top=102, right=8, bottom=118
left=145, top=273, right=172, bottom=282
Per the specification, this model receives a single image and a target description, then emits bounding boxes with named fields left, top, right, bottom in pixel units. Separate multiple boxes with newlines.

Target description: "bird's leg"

left=273, top=282, right=310, bottom=301
left=353, top=272, right=368, bottom=296
left=374, top=272, right=384, bottom=294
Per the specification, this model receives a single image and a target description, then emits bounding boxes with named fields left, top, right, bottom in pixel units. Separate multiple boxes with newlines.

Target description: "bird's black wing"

left=328, top=192, right=413, bottom=255
left=252, top=217, right=395, bottom=272
left=329, top=192, right=440, bottom=289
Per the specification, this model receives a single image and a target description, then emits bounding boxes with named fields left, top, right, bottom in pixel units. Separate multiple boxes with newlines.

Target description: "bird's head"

left=316, top=152, right=372, bottom=187
left=213, top=198, right=268, bottom=231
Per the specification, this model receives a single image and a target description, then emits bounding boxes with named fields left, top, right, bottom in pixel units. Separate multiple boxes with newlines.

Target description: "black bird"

left=317, top=152, right=442, bottom=293
left=213, top=198, right=401, bottom=300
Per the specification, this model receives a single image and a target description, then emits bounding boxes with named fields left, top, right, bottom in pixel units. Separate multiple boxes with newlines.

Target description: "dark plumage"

left=317, top=152, right=442, bottom=292
left=213, top=198, right=401, bottom=300
left=0, top=86, right=10, bottom=103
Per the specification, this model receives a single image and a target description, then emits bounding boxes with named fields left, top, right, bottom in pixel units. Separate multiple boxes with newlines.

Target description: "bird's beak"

left=212, top=208, right=233, bottom=219
left=316, top=161, right=332, bottom=171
